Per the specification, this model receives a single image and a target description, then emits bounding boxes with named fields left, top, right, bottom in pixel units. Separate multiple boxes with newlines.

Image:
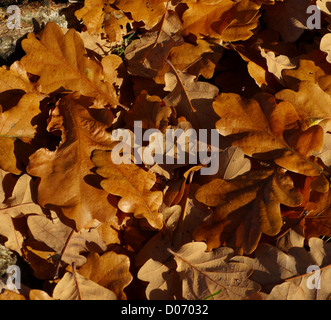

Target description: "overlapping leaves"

left=0, top=0, right=331, bottom=301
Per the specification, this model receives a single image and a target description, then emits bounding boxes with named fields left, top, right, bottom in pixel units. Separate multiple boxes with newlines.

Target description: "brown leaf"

left=26, top=93, right=117, bottom=230
left=78, top=251, right=132, bottom=299
left=234, top=236, right=331, bottom=299
left=91, top=149, right=164, bottom=229
left=75, top=0, right=132, bottom=43
left=124, top=10, right=183, bottom=78
left=115, top=0, right=166, bottom=29
left=0, top=93, right=41, bottom=174
left=213, top=91, right=324, bottom=176
left=164, top=67, right=219, bottom=130
left=218, top=147, right=251, bottom=180
left=168, top=241, right=260, bottom=300
left=27, top=215, right=106, bottom=267
left=0, top=213, right=24, bottom=255
left=263, top=0, right=310, bottom=42
left=123, top=90, right=172, bottom=132
left=194, top=168, right=303, bottom=254
left=52, top=271, right=117, bottom=300
left=21, top=22, right=119, bottom=108
left=276, top=81, right=331, bottom=132
left=136, top=199, right=207, bottom=300
left=0, top=173, right=43, bottom=218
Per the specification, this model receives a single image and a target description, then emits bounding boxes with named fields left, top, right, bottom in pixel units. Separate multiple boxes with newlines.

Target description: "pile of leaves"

left=1, top=0, right=331, bottom=300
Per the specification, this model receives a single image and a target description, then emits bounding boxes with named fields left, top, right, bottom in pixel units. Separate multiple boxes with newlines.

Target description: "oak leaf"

left=0, top=93, right=41, bottom=174
left=78, top=251, right=132, bottom=299
left=194, top=168, right=303, bottom=254
left=275, top=81, right=331, bottom=132
left=180, top=0, right=237, bottom=39
left=136, top=199, right=207, bottom=300
left=115, top=0, right=166, bottom=29
left=0, top=213, right=24, bottom=255
left=260, top=48, right=298, bottom=83
left=164, top=68, right=219, bottom=130
left=0, top=61, right=35, bottom=94
left=26, top=93, right=117, bottom=230
left=263, top=0, right=310, bottom=42
left=20, top=22, right=119, bottom=108
left=91, top=149, right=164, bottom=229
left=213, top=91, right=324, bottom=176
left=75, top=0, right=132, bottom=43
left=265, top=267, right=331, bottom=300
left=234, top=234, right=331, bottom=299
left=124, top=10, right=183, bottom=78
left=27, top=215, right=106, bottom=267
left=218, top=146, right=251, bottom=180
left=169, top=242, right=261, bottom=300
left=123, top=90, right=172, bottom=132
left=52, top=271, right=117, bottom=300
left=0, top=173, right=43, bottom=218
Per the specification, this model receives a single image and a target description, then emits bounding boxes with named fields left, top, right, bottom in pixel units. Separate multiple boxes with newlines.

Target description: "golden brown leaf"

left=78, top=251, right=132, bottom=299
left=21, top=22, right=119, bottom=108
left=26, top=93, right=117, bottom=230
left=213, top=91, right=324, bottom=176
left=91, top=149, right=164, bottom=229
left=194, top=168, right=303, bottom=254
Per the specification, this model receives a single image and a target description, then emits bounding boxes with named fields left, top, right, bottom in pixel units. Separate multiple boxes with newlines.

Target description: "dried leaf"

left=27, top=93, right=117, bottom=230
left=213, top=91, right=324, bottom=176
left=52, top=271, right=117, bottom=300
left=169, top=242, right=260, bottom=300
left=78, top=251, right=132, bottom=299
left=194, top=168, right=303, bottom=254
left=21, top=22, right=119, bottom=108
left=91, top=149, right=164, bottom=229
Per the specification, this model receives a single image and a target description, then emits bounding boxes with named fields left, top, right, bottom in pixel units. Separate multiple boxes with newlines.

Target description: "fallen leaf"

left=52, top=271, right=117, bottom=300
left=213, top=91, right=324, bottom=176
left=78, top=251, right=132, bottom=299
left=124, top=10, right=183, bottom=78
left=194, top=168, right=303, bottom=254
left=164, top=67, right=219, bottom=130
left=0, top=93, right=41, bottom=174
left=21, top=22, right=119, bottom=108
left=168, top=241, right=260, bottom=300
left=91, top=148, right=164, bottom=229
left=26, top=93, right=117, bottom=230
